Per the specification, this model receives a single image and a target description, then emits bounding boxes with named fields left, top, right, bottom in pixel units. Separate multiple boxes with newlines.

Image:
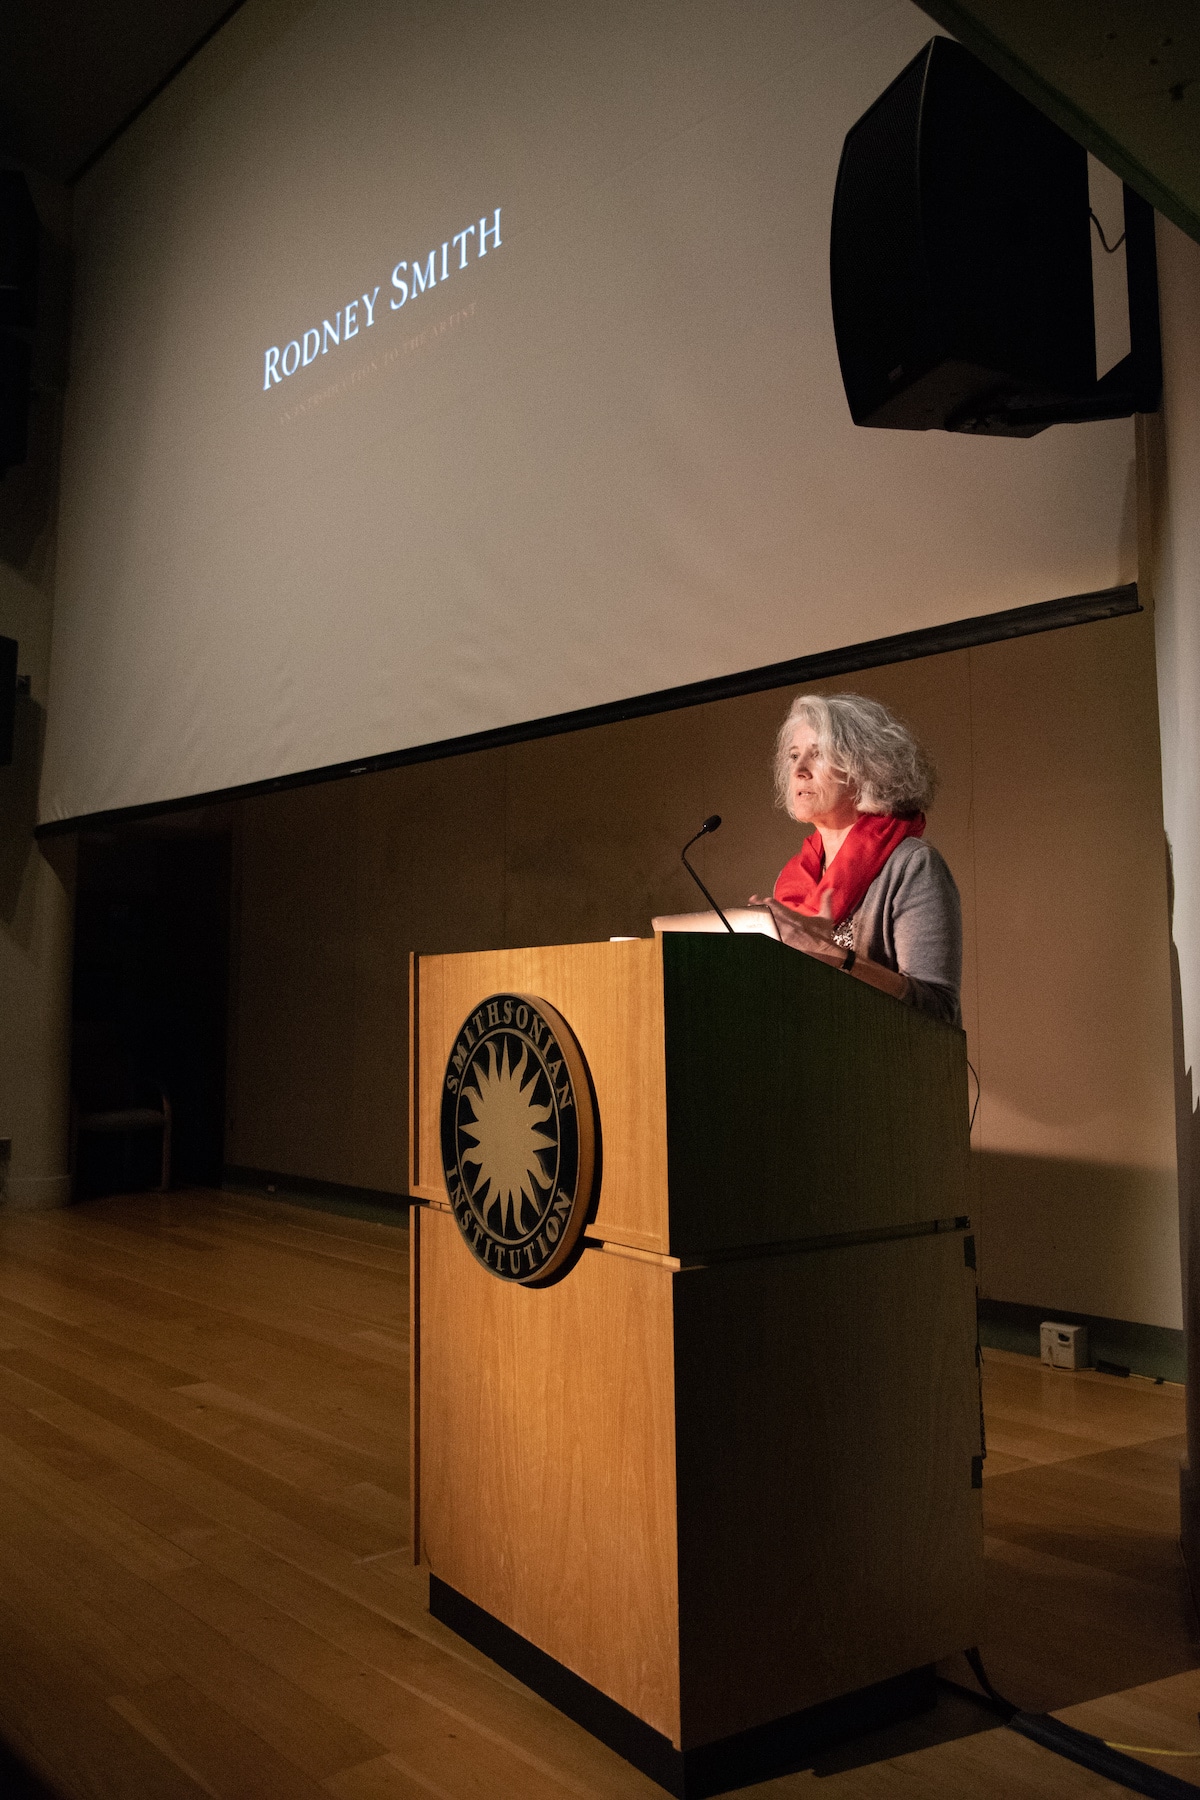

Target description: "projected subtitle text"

left=278, top=302, right=477, bottom=424
left=262, top=207, right=501, bottom=393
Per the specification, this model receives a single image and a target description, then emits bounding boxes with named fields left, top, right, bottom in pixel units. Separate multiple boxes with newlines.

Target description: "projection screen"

left=41, top=0, right=1137, bottom=824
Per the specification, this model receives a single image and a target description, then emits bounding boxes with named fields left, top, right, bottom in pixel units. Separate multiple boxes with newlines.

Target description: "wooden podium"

left=409, top=934, right=983, bottom=1796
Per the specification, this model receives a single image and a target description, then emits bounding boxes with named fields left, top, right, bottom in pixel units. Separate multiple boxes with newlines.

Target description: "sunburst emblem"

left=459, top=1038, right=555, bottom=1236
left=440, top=994, right=599, bottom=1284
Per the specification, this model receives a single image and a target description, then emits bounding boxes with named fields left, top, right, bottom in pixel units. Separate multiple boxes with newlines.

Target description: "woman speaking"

left=761, top=693, right=961, bottom=1025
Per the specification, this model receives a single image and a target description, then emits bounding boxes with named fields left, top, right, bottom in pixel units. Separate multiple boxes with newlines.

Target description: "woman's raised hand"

left=763, top=889, right=842, bottom=962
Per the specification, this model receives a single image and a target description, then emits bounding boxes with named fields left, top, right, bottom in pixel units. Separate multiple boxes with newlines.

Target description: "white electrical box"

left=1040, top=1321, right=1088, bottom=1370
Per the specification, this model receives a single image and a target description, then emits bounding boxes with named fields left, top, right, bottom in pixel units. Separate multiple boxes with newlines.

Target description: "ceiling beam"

left=915, top=0, right=1200, bottom=245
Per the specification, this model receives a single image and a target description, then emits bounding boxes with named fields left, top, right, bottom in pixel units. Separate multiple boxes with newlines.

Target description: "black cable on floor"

left=937, top=1651, right=1200, bottom=1800
left=961, top=1647, right=1009, bottom=1712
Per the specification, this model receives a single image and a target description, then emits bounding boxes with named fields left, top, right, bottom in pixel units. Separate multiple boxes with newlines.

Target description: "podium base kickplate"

left=428, top=1576, right=936, bottom=1799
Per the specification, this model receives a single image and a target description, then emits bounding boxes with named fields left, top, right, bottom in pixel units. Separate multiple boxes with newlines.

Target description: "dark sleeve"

left=890, top=848, right=962, bottom=1026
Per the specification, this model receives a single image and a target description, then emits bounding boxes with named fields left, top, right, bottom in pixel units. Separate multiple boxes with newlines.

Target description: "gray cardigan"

left=771, top=837, right=963, bottom=1026
left=851, top=837, right=962, bottom=1025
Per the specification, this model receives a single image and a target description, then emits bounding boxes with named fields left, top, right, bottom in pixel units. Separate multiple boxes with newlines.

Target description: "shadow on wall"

left=0, top=694, right=43, bottom=925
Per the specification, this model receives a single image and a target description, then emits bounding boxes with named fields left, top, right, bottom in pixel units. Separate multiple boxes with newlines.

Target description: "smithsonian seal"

left=440, top=993, right=598, bottom=1283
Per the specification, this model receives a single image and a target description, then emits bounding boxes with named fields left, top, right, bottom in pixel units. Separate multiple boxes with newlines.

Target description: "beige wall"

left=227, top=607, right=1180, bottom=1329
left=1146, top=217, right=1200, bottom=1569
left=967, top=618, right=1179, bottom=1326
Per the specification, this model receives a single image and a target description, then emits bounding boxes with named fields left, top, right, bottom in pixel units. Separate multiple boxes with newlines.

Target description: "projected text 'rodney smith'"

left=262, top=207, right=501, bottom=392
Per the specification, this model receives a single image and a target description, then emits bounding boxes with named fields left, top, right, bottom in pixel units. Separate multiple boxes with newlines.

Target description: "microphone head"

left=701, top=814, right=722, bottom=834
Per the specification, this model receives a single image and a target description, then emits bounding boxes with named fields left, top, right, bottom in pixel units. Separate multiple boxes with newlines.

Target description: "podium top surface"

left=411, top=933, right=969, bottom=1261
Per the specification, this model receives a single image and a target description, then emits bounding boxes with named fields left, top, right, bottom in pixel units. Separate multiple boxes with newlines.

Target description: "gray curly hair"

left=773, top=692, right=937, bottom=818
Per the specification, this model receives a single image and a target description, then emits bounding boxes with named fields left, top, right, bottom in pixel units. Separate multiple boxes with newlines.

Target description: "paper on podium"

left=652, top=906, right=781, bottom=939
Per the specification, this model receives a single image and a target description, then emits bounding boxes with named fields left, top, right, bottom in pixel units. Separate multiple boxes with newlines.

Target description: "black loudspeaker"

left=830, top=37, right=1159, bottom=437
left=0, top=173, right=38, bottom=474
left=0, top=635, right=17, bottom=767
left=0, top=332, right=32, bottom=471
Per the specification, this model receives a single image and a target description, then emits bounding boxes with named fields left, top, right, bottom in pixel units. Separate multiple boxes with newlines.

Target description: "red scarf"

left=773, top=812, right=925, bottom=924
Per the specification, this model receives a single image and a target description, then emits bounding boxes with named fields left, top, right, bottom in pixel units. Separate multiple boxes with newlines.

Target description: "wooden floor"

left=0, top=1189, right=1196, bottom=1799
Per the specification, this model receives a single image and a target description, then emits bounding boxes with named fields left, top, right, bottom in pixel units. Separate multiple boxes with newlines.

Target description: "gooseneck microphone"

left=680, top=815, right=735, bottom=934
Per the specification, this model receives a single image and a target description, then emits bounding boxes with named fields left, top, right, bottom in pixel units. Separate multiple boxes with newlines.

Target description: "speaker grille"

left=0, top=332, right=31, bottom=472
left=829, top=38, right=1095, bottom=432
left=830, top=47, right=936, bottom=425
left=0, top=173, right=38, bottom=332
